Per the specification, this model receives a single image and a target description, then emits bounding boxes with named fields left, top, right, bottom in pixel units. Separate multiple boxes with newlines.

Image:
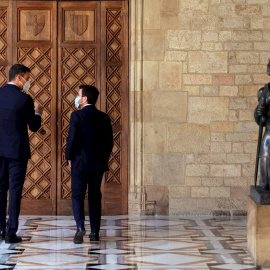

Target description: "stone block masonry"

left=130, top=0, right=270, bottom=215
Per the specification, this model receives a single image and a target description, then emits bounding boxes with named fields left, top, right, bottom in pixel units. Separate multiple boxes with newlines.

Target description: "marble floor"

left=0, top=215, right=258, bottom=270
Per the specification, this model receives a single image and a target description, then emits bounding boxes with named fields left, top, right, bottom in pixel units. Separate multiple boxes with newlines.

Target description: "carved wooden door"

left=0, top=0, right=128, bottom=215
left=58, top=1, right=129, bottom=215
left=13, top=1, right=58, bottom=215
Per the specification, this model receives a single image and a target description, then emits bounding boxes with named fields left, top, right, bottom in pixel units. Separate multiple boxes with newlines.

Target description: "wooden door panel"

left=58, top=1, right=101, bottom=214
left=18, top=47, right=53, bottom=199
left=14, top=1, right=57, bottom=215
left=58, top=1, right=128, bottom=215
left=64, top=10, right=95, bottom=42
left=0, top=3, right=8, bottom=87
left=18, top=9, right=51, bottom=41
left=60, top=47, right=99, bottom=197
left=101, top=1, right=128, bottom=215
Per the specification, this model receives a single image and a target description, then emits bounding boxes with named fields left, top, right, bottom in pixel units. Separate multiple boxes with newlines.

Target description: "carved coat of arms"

left=26, top=14, right=45, bottom=36
left=70, top=15, right=88, bottom=36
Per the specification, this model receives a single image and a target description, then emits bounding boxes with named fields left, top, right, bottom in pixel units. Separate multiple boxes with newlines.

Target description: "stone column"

left=128, top=0, right=146, bottom=215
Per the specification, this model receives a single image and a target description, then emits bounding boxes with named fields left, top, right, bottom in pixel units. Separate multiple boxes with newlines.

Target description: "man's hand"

left=68, top=160, right=71, bottom=168
left=35, top=104, right=43, bottom=116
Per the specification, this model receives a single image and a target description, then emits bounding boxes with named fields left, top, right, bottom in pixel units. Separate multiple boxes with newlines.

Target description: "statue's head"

left=268, top=58, right=270, bottom=76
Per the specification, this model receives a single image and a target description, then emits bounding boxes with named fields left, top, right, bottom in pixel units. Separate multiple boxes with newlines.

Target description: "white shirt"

left=83, top=104, right=92, bottom=108
left=8, top=82, right=18, bottom=87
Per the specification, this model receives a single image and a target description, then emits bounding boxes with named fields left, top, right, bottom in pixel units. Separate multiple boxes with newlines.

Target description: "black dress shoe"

left=73, top=227, right=86, bottom=244
left=0, top=230, right=5, bottom=240
left=5, top=234, right=22, bottom=244
left=89, top=232, right=99, bottom=241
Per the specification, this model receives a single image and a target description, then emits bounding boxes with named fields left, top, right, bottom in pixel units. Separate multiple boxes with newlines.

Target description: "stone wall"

left=139, top=0, right=270, bottom=215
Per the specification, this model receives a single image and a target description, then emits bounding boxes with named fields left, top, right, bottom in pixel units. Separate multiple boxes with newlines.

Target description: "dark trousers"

left=0, top=157, right=28, bottom=236
left=71, top=169, right=104, bottom=234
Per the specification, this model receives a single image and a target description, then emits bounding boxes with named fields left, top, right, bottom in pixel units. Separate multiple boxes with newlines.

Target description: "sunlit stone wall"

left=129, top=0, right=270, bottom=215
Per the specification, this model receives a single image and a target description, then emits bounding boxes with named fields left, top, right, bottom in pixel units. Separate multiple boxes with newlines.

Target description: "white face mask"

left=23, top=81, right=31, bottom=92
left=75, top=96, right=80, bottom=108
left=20, top=76, right=31, bottom=92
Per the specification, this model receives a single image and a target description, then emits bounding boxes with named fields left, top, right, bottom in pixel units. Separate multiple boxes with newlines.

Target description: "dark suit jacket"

left=0, top=84, right=41, bottom=159
left=65, top=105, right=113, bottom=171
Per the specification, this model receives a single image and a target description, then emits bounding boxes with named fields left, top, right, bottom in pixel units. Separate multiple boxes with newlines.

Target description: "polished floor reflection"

left=0, top=215, right=257, bottom=269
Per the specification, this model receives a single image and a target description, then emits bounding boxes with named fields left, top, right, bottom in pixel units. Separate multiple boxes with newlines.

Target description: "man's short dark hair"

left=80, top=85, right=99, bottom=105
left=9, top=64, right=31, bottom=81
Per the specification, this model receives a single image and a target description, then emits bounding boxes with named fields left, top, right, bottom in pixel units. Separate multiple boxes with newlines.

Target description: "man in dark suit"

left=0, top=64, right=43, bottom=243
left=66, top=85, right=113, bottom=244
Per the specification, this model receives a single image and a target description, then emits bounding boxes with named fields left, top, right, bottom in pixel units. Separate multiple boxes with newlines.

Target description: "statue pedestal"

left=248, top=195, right=270, bottom=267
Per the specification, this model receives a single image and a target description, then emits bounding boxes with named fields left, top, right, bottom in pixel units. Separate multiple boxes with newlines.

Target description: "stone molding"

left=128, top=0, right=146, bottom=215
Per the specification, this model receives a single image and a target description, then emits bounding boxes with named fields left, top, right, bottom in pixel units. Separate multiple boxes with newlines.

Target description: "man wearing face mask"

left=0, top=64, right=43, bottom=243
left=66, top=85, right=113, bottom=244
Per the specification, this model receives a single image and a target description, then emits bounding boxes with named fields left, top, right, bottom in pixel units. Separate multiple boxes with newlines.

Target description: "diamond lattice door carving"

left=60, top=47, right=97, bottom=200
left=17, top=48, right=53, bottom=200
left=101, top=2, right=129, bottom=215
left=14, top=1, right=57, bottom=214
left=0, top=7, right=7, bottom=87
left=105, top=8, right=122, bottom=185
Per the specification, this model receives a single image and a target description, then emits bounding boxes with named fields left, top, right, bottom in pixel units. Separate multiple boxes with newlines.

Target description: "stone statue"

left=254, top=59, right=270, bottom=190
